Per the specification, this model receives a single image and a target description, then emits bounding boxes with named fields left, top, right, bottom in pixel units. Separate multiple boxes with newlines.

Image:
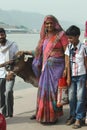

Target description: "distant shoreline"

left=6, top=32, right=39, bottom=34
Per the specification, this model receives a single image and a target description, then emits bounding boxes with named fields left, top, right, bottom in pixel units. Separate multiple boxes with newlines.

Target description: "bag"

left=32, top=56, right=42, bottom=78
left=0, top=113, right=6, bottom=130
left=57, top=77, right=69, bottom=106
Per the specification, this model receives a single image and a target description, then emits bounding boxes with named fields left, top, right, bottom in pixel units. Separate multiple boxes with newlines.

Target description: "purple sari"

left=36, top=38, right=65, bottom=123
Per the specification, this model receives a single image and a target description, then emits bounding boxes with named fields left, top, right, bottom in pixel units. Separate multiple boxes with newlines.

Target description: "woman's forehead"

left=44, top=18, right=53, bottom=24
left=46, top=19, right=53, bottom=22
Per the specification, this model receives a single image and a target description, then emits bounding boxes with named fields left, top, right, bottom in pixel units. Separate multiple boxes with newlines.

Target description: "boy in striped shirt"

left=64, top=25, right=87, bottom=129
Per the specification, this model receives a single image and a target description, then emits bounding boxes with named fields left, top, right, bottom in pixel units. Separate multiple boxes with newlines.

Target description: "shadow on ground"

left=6, top=107, right=70, bottom=126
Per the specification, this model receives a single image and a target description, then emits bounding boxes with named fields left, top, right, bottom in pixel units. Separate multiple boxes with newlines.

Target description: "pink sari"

left=42, top=31, right=64, bottom=71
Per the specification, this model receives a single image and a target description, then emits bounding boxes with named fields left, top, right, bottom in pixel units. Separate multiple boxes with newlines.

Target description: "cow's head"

left=5, top=51, right=38, bottom=87
left=12, top=51, right=27, bottom=73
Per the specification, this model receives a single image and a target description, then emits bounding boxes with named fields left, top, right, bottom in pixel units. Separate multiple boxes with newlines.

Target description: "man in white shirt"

left=0, top=28, right=19, bottom=117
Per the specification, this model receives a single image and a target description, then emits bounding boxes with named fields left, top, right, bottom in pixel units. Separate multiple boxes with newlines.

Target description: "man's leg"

left=0, top=79, right=6, bottom=116
left=5, top=79, right=15, bottom=117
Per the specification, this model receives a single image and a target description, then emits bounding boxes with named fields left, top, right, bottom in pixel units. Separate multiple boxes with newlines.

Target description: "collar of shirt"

left=69, top=42, right=82, bottom=51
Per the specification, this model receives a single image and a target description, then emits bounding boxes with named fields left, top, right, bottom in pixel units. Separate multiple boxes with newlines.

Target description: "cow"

left=0, top=51, right=38, bottom=88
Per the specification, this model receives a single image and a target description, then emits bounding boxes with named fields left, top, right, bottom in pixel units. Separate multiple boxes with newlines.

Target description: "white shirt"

left=0, top=40, right=19, bottom=78
left=65, top=42, right=87, bottom=76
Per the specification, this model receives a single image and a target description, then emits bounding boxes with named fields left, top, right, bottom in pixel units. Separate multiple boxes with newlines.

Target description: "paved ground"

left=6, top=87, right=87, bottom=130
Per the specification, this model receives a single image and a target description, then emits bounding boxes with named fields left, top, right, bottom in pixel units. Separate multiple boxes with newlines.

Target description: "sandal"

left=41, top=120, right=58, bottom=125
left=66, top=116, right=75, bottom=125
left=72, top=120, right=81, bottom=129
left=30, top=114, right=36, bottom=120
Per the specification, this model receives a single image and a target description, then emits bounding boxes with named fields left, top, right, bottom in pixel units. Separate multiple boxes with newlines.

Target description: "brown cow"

left=0, top=51, right=38, bottom=88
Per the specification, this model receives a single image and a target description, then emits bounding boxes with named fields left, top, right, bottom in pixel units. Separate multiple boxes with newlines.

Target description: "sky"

left=0, top=0, right=87, bottom=25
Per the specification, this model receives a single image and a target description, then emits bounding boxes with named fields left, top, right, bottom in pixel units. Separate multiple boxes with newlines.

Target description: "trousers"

left=0, top=79, right=6, bottom=115
left=5, top=78, right=15, bottom=117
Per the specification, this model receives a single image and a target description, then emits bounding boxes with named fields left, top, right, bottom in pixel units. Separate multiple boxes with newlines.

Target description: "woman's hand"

left=23, top=51, right=32, bottom=55
left=17, top=51, right=33, bottom=55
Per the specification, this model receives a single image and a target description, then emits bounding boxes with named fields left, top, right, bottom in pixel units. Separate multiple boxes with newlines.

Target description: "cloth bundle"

left=57, top=77, right=68, bottom=106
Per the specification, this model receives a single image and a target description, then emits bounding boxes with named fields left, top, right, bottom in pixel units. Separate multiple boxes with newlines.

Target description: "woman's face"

left=44, top=19, right=55, bottom=33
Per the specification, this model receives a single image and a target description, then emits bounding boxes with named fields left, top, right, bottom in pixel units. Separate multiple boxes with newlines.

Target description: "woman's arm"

left=24, top=50, right=35, bottom=56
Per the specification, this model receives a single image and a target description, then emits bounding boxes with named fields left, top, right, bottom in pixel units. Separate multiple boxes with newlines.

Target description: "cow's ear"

left=24, top=55, right=29, bottom=62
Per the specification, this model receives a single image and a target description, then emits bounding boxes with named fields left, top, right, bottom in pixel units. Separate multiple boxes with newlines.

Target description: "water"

left=7, top=33, right=39, bottom=50
left=80, top=31, right=85, bottom=42
left=6, top=32, right=85, bottom=91
left=7, top=32, right=84, bottom=49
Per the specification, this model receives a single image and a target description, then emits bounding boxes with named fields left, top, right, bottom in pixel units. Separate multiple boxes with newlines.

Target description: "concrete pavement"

left=6, top=86, right=87, bottom=130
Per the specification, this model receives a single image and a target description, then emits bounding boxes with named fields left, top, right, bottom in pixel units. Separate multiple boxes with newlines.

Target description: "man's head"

left=0, top=28, right=6, bottom=45
left=65, top=25, right=80, bottom=45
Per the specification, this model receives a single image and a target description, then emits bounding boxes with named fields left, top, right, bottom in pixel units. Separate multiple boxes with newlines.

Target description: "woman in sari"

left=32, top=15, right=69, bottom=124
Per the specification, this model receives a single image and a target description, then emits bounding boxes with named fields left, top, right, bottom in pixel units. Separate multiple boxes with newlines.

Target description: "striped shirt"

left=65, top=42, right=87, bottom=76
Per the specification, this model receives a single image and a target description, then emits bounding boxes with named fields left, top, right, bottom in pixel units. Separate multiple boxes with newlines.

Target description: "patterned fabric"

left=32, top=56, right=42, bottom=78
left=36, top=57, right=65, bottom=123
left=65, top=42, right=87, bottom=76
left=43, top=31, right=64, bottom=66
left=36, top=35, right=68, bottom=123
left=43, top=33, right=67, bottom=66
left=57, top=77, right=68, bottom=105
left=35, top=15, right=68, bottom=123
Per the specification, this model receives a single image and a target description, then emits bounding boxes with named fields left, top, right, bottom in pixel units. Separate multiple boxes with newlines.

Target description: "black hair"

left=65, top=25, right=80, bottom=36
left=0, top=28, right=6, bottom=34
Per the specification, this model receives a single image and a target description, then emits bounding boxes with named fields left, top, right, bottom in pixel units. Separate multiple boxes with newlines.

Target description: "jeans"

left=68, top=74, right=86, bottom=120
